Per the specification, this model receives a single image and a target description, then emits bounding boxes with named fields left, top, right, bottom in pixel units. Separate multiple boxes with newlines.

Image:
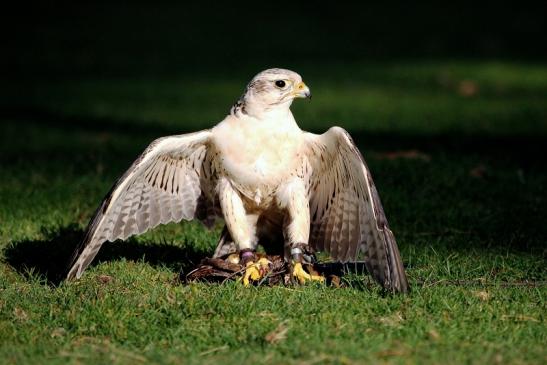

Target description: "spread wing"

left=304, top=127, right=409, bottom=293
left=66, top=130, right=215, bottom=279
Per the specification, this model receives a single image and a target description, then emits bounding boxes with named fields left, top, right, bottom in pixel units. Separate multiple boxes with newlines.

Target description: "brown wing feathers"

left=306, top=128, right=409, bottom=293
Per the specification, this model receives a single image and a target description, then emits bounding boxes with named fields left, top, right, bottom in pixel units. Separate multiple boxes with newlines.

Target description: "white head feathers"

left=231, top=68, right=311, bottom=118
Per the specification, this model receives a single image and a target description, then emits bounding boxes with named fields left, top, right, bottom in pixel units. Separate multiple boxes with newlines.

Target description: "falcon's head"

left=235, top=69, right=311, bottom=116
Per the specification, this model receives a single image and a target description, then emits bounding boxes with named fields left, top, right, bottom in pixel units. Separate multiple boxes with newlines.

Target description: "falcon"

left=66, top=68, right=409, bottom=293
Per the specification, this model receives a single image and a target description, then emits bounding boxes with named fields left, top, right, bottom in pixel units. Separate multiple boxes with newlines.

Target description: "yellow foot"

left=242, top=258, right=272, bottom=286
left=292, top=263, right=325, bottom=285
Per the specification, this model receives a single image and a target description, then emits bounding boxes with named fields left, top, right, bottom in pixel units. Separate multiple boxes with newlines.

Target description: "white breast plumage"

left=211, top=113, right=302, bottom=189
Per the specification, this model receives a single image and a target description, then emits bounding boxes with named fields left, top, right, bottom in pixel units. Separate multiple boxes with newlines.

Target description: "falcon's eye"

left=274, top=80, right=286, bottom=88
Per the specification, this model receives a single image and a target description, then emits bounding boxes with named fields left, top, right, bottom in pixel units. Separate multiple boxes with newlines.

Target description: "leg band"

left=240, top=249, right=256, bottom=265
left=290, top=243, right=306, bottom=263
left=290, top=247, right=303, bottom=256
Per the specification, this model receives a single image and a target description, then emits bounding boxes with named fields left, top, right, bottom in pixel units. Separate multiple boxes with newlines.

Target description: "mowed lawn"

left=1, top=62, right=546, bottom=364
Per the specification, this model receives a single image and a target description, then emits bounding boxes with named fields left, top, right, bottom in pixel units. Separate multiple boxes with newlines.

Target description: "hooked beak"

left=293, top=81, right=312, bottom=99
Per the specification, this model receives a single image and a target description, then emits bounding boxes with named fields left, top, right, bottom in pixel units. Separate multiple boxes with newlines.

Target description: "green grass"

left=1, top=61, right=546, bottom=364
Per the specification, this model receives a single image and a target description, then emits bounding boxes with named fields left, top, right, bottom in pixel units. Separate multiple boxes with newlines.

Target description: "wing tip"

left=388, top=275, right=410, bottom=294
left=385, top=231, right=410, bottom=294
left=65, top=261, right=82, bottom=281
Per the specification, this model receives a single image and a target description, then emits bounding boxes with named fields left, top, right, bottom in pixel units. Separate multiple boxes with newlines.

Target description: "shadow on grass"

left=3, top=225, right=208, bottom=286
left=1, top=226, right=381, bottom=292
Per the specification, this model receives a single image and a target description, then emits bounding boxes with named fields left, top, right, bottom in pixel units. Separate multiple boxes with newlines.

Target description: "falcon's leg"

left=277, top=178, right=324, bottom=284
left=218, top=178, right=270, bottom=285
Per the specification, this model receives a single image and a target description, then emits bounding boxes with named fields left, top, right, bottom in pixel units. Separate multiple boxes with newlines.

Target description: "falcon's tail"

left=213, top=226, right=236, bottom=258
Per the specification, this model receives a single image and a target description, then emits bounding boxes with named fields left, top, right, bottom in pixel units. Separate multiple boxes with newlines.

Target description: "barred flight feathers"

left=305, top=127, right=409, bottom=293
left=66, top=130, right=213, bottom=279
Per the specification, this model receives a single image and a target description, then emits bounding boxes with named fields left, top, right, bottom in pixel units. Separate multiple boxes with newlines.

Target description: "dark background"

left=2, top=2, right=546, bottom=78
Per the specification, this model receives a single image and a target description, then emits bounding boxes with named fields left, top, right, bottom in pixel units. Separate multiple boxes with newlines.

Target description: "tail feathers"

left=212, top=226, right=236, bottom=258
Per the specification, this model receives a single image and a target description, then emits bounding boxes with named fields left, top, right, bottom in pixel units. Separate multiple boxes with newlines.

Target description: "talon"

left=292, top=262, right=325, bottom=285
left=242, top=258, right=272, bottom=286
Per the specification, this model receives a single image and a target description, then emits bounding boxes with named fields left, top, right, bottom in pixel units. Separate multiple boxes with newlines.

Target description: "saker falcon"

left=66, top=68, right=409, bottom=293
